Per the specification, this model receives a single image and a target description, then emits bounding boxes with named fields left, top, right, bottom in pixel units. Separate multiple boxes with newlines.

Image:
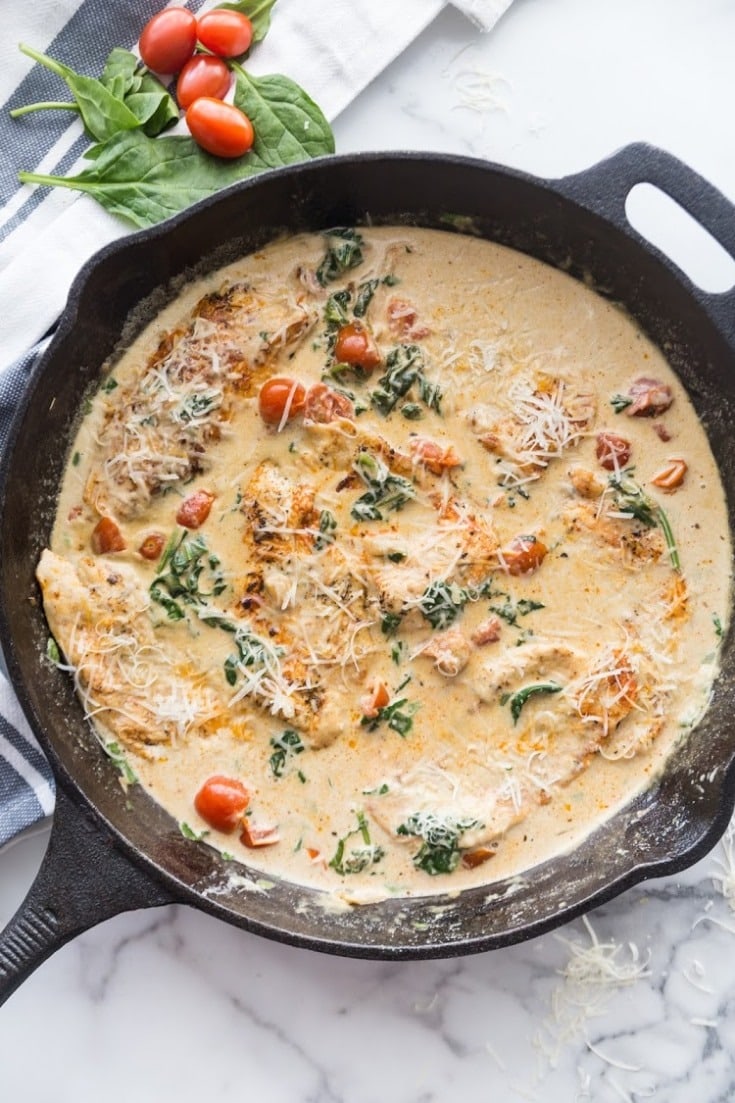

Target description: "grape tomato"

left=176, top=54, right=232, bottom=109
left=186, top=97, right=255, bottom=158
left=138, top=7, right=197, bottom=74
left=196, top=10, right=254, bottom=58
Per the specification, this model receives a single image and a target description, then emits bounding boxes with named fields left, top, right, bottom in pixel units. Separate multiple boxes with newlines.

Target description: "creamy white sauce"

left=42, top=227, right=731, bottom=902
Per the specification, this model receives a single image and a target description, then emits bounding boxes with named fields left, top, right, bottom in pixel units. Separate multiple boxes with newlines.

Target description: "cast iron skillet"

left=1, top=144, right=735, bottom=1005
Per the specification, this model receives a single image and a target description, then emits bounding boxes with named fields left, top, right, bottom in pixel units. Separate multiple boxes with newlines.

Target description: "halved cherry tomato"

left=176, top=54, right=232, bottom=109
left=196, top=10, right=254, bottom=58
left=303, top=383, right=354, bottom=424
left=186, top=97, right=254, bottom=158
left=333, top=322, right=381, bottom=373
left=91, top=517, right=125, bottom=554
left=501, top=534, right=548, bottom=575
left=139, top=532, right=165, bottom=560
left=194, top=775, right=250, bottom=833
left=176, top=489, right=215, bottom=529
left=595, top=431, right=631, bottom=471
left=258, top=376, right=306, bottom=425
left=139, top=7, right=197, bottom=74
left=360, top=681, right=390, bottom=719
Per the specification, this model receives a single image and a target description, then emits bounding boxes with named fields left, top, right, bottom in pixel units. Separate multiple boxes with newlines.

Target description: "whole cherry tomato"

left=139, top=7, right=197, bottom=74
left=176, top=54, right=232, bottom=109
left=194, top=775, right=250, bottom=834
left=333, top=321, right=381, bottom=373
left=196, top=10, right=254, bottom=58
left=258, top=376, right=307, bottom=425
left=186, top=97, right=255, bottom=158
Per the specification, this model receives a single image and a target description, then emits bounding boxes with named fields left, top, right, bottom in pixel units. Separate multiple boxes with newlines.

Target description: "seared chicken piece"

left=36, top=551, right=228, bottom=757
left=85, top=281, right=317, bottom=520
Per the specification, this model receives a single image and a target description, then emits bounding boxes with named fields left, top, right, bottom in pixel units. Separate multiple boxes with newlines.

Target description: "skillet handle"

left=0, top=786, right=178, bottom=1007
left=553, top=142, right=735, bottom=344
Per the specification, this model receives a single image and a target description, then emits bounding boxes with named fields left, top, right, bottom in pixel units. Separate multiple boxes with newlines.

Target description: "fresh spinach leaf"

left=17, top=42, right=141, bottom=142
left=233, top=65, right=335, bottom=166
left=125, top=70, right=179, bottom=137
left=18, top=130, right=267, bottom=228
left=17, top=60, right=335, bottom=229
left=101, top=48, right=141, bottom=100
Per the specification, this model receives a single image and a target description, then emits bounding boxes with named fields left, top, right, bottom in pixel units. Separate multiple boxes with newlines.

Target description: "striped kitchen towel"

left=0, top=0, right=514, bottom=847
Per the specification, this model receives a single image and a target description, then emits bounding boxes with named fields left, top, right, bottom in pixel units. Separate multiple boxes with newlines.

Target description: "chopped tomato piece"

left=595, top=431, right=632, bottom=471
left=90, top=516, right=126, bottom=554
left=138, top=533, right=165, bottom=560
left=176, top=489, right=215, bottom=529
left=501, top=534, right=548, bottom=575
left=333, top=322, right=381, bottom=372
left=303, top=383, right=354, bottom=423
left=386, top=297, right=430, bottom=339
left=194, top=775, right=250, bottom=834
left=258, top=376, right=307, bottom=426
left=409, top=437, right=463, bottom=475
left=360, top=680, right=390, bottom=719
left=471, top=617, right=502, bottom=646
left=651, top=458, right=687, bottom=491
left=240, top=820, right=280, bottom=848
left=461, top=846, right=495, bottom=869
left=625, top=377, right=673, bottom=417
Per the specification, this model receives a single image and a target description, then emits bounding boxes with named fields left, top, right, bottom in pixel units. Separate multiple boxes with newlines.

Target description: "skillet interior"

left=2, top=151, right=735, bottom=958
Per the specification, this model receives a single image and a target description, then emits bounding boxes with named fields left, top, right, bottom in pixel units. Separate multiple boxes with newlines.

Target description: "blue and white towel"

left=0, top=0, right=513, bottom=847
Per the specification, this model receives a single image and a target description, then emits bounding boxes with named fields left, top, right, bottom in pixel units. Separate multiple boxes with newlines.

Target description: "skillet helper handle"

left=553, top=141, right=735, bottom=344
left=0, top=786, right=177, bottom=1007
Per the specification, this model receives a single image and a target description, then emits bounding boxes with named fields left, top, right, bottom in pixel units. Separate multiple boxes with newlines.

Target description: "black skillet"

left=1, top=145, right=735, bottom=1006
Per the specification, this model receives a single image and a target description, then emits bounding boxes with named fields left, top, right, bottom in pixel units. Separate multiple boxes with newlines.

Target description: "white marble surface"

left=4, top=1, right=735, bottom=1098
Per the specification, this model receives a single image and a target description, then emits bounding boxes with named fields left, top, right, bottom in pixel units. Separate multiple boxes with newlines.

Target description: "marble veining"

left=4, top=1, right=735, bottom=1099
